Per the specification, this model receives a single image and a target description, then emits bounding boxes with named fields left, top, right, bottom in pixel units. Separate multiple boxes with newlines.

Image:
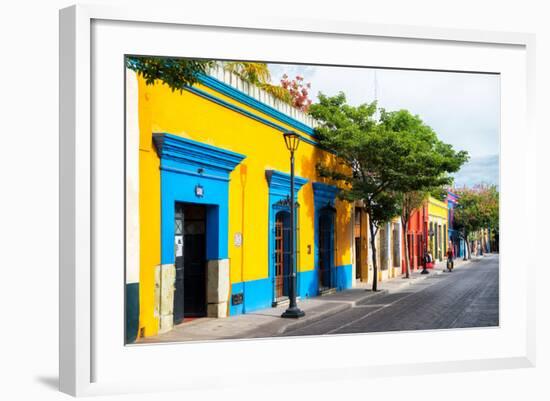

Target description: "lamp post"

left=281, top=131, right=305, bottom=319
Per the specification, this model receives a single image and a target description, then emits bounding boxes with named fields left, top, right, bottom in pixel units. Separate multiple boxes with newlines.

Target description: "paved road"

left=280, top=254, right=499, bottom=337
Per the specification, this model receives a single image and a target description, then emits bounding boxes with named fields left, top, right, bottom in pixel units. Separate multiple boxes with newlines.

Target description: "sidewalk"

left=136, top=256, right=475, bottom=344
left=371, top=255, right=472, bottom=294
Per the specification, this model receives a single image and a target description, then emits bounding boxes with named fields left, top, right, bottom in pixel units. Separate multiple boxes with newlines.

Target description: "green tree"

left=310, top=94, right=468, bottom=290
left=377, top=109, right=468, bottom=278
left=126, top=56, right=214, bottom=91
left=454, top=184, right=499, bottom=258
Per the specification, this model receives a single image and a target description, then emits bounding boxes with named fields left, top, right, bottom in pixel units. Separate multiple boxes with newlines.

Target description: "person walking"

left=446, top=244, right=454, bottom=272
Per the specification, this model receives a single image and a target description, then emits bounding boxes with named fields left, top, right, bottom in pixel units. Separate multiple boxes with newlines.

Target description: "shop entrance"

left=173, top=203, right=207, bottom=324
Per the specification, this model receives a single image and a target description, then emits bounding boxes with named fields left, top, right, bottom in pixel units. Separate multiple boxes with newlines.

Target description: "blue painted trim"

left=229, top=279, right=272, bottom=315
left=266, top=170, right=308, bottom=305
left=154, top=133, right=245, bottom=265
left=160, top=165, right=230, bottom=182
left=334, top=264, right=353, bottom=290
left=296, top=264, right=353, bottom=299
left=312, top=182, right=339, bottom=292
left=183, top=85, right=325, bottom=151
left=312, top=182, right=340, bottom=205
left=265, top=170, right=308, bottom=198
left=297, top=269, right=317, bottom=299
left=229, top=264, right=353, bottom=316
left=197, top=73, right=316, bottom=137
left=154, top=132, right=245, bottom=175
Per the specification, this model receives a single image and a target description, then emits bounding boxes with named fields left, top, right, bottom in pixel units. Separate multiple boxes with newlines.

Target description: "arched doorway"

left=274, top=211, right=291, bottom=299
left=318, top=207, right=335, bottom=292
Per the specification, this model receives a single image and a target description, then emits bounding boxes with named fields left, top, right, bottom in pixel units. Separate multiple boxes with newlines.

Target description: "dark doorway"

left=355, top=237, right=361, bottom=279
left=274, top=211, right=291, bottom=299
left=318, top=209, right=334, bottom=291
left=417, top=234, right=423, bottom=269
left=173, top=203, right=207, bottom=325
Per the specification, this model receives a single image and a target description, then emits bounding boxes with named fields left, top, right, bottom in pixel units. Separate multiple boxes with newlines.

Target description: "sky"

left=267, top=63, right=500, bottom=189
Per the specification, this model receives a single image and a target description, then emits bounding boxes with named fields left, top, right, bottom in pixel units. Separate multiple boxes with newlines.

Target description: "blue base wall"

left=229, top=278, right=272, bottom=316
left=298, top=269, right=317, bottom=299
left=334, top=264, right=353, bottom=291
left=229, top=264, right=353, bottom=316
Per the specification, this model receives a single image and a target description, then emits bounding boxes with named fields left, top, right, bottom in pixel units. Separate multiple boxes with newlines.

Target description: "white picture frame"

left=59, top=4, right=536, bottom=397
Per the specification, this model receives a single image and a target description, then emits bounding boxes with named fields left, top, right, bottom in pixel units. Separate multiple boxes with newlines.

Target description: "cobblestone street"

left=279, top=254, right=499, bottom=337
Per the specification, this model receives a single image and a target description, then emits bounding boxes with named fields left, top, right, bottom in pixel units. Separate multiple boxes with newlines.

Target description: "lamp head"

left=283, top=131, right=301, bottom=152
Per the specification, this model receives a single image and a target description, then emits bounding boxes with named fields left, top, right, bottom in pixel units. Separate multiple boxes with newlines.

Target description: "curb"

left=278, top=257, right=478, bottom=334
left=249, top=256, right=482, bottom=337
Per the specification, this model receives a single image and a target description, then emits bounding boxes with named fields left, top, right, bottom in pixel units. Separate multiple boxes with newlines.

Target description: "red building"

left=404, top=203, right=429, bottom=272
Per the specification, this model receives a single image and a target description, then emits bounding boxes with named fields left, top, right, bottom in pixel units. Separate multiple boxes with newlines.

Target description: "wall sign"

left=175, top=235, right=183, bottom=257
left=231, top=293, right=244, bottom=305
left=234, top=232, right=242, bottom=247
left=195, top=184, right=204, bottom=197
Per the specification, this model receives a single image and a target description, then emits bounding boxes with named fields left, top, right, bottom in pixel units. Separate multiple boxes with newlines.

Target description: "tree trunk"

left=464, top=233, right=471, bottom=260
left=479, top=231, right=484, bottom=256
left=369, top=219, right=379, bottom=292
left=458, top=232, right=469, bottom=260
left=402, top=220, right=410, bottom=279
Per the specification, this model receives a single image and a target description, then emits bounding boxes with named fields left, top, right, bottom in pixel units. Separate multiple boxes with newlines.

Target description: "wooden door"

left=275, top=213, right=285, bottom=298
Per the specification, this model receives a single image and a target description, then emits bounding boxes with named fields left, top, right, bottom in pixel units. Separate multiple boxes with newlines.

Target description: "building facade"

left=446, top=190, right=465, bottom=259
left=405, top=203, right=428, bottom=271
left=427, top=196, right=449, bottom=263
left=354, top=210, right=403, bottom=284
left=125, top=66, right=355, bottom=342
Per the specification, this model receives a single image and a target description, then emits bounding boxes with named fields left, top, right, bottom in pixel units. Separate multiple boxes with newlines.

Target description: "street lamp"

left=281, top=131, right=305, bottom=319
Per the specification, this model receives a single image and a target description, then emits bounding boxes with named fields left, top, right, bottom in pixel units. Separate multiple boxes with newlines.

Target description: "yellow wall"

left=358, top=208, right=370, bottom=282
left=427, top=197, right=448, bottom=220
left=136, top=77, right=352, bottom=334
left=137, top=78, right=161, bottom=336
left=427, top=197, right=448, bottom=260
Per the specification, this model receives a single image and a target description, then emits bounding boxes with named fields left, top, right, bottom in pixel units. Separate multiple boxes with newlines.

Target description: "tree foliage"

left=280, top=74, right=313, bottom=112
left=127, top=57, right=314, bottom=113
left=223, top=61, right=294, bottom=104
left=309, top=93, right=468, bottom=289
left=125, top=56, right=214, bottom=92
left=223, top=61, right=272, bottom=85
left=453, top=184, right=499, bottom=257
left=377, top=109, right=468, bottom=277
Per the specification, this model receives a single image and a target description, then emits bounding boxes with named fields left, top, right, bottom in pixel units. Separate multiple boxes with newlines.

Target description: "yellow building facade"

left=126, top=66, right=355, bottom=341
left=427, top=196, right=449, bottom=262
left=353, top=206, right=403, bottom=285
